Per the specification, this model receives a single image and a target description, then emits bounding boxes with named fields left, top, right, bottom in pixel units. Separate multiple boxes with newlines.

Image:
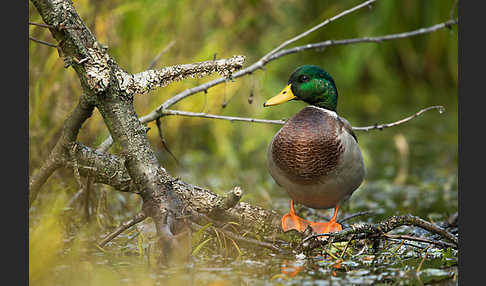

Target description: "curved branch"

left=352, top=105, right=445, bottom=131
left=29, top=96, right=95, bottom=207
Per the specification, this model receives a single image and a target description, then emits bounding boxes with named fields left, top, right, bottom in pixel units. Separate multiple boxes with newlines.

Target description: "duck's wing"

left=337, top=116, right=358, bottom=143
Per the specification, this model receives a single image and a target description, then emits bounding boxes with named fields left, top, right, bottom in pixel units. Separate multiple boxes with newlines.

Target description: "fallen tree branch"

left=301, top=215, right=458, bottom=249
left=30, top=0, right=458, bottom=261
left=98, top=211, right=148, bottom=248
left=65, top=142, right=281, bottom=237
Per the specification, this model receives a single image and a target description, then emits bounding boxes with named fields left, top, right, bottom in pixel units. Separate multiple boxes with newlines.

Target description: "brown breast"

left=270, top=106, right=344, bottom=184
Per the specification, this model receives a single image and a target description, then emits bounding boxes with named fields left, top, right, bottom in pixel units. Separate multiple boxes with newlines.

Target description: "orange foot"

left=309, top=206, right=342, bottom=234
left=281, top=200, right=311, bottom=232
left=281, top=201, right=342, bottom=234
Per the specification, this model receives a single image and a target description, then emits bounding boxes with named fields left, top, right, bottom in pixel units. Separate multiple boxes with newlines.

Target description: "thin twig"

left=98, top=211, right=147, bottom=248
left=384, top=234, right=456, bottom=249
left=450, top=0, right=459, bottom=20
left=159, top=105, right=443, bottom=131
left=148, top=40, right=176, bottom=70
left=338, top=210, right=375, bottom=224
left=29, top=36, right=57, bottom=48
left=29, top=21, right=54, bottom=29
left=353, top=106, right=445, bottom=131
left=269, top=19, right=458, bottom=60
left=261, top=0, right=376, bottom=62
left=161, top=109, right=286, bottom=125
left=155, top=118, right=179, bottom=164
left=301, top=215, right=457, bottom=247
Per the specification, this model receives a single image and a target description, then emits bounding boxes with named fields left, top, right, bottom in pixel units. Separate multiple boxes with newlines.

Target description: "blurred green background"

left=29, top=0, right=457, bottom=285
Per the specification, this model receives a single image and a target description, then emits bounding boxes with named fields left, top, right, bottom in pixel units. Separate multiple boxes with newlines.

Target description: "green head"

left=263, top=65, right=338, bottom=111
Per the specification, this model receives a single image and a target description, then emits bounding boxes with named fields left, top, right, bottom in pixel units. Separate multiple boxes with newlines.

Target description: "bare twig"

left=160, top=109, right=286, bottom=125
left=155, top=118, right=179, bottom=164
left=29, top=36, right=57, bottom=48
left=160, top=105, right=443, bottom=131
left=98, top=211, right=147, bottom=248
left=269, top=19, right=458, bottom=60
left=338, top=210, right=375, bottom=224
left=352, top=106, right=445, bottom=131
left=450, top=0, right=459, bottom=20
left=147, top=40, right=176, bottom=70
left=261, top=0, right=376, bottom=62
left=97, top=104, right=443, bottom=152
left=29, top=21, right=53, bottom=29
left=384, top=234, right=456, bottom=249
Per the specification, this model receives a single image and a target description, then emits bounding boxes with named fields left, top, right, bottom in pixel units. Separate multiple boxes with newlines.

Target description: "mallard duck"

left=263, top=65, right=365, bottom=234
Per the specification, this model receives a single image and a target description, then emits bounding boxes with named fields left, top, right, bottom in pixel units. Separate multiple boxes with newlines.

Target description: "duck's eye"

left=300, top=75, right=310, bottom=82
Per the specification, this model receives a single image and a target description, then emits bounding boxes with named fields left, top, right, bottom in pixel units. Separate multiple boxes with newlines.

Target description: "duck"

left=263, top=65, right=365, bottom=234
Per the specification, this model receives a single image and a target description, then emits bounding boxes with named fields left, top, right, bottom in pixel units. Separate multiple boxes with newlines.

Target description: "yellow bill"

left=263, top=84, right=295, bottom=107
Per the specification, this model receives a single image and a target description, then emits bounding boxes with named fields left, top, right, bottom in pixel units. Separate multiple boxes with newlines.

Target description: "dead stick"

left=383, top=234, right=456, bottom=249
left=302, top=215, right=457, bottom=247
left=98, top=211, right=147, bottom=248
